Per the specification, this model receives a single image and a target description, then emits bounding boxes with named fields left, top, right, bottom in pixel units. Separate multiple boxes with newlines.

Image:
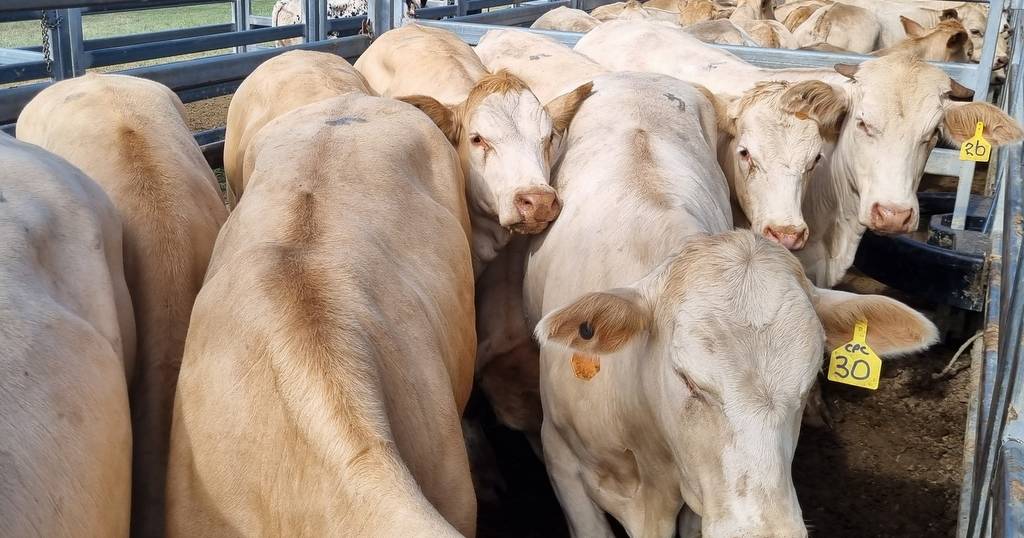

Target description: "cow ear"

left=812, top=288, right=938, bottom=356
left=535, top=288, right=652, bottom=356
left=694, top=84, right=736, bottom=137
left=545, top=81, right=593, bottom=135
left=947, top=29, right=968, bottom=51
left=398, top=95, right=461, bottom=144
left=900, top=16, right=927, bottom=38
left=942, top=101, right=1024, bottom=145
left=780, top=80, right=849, bottom=140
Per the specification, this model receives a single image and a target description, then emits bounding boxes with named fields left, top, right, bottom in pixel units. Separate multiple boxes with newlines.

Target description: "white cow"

left=575, top=23, right=835, bottom=250
left=576, top=20, right=1023, bottom=287
left=355, top=24, right=590, bottom=273
left=0, top=133, right=134, bottom=538
left=530, top=6, right=602, bottom=33
left=522, top=71, right=939, bottom=538
left=791, top=1, right=881, bottom=53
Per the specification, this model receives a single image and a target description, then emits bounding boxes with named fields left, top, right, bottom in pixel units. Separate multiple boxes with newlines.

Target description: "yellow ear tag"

left=959, top=121, right=992, bottom=162
left=826, top=320, right=882, bottom=390
left=571, top=353, right=601, bottom=380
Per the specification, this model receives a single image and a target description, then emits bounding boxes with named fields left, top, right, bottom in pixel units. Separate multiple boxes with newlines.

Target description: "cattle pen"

left=0, top=0, right=1022, bottom=535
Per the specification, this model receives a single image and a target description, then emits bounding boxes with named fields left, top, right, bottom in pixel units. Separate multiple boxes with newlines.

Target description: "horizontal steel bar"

left=0, top=48, right=45, bottom=64
left=84, top=0, right=227, bottom=12
left=926, top=148, right=965, bottom=177
left=0, top=9, right=42, bottom=21
left=82, top=24, right=304, bottom=68
left=0, top=0, right=227, bottom=11
left=420, top=19, right=981, bottom=86
left=0, top=61, right=49, bottom=85
left=83, top=22, right=235, bottom=50
left=452, top=0, right=568, bottom=25
left=0, top=34, right=370, bottom=125
left=327, top=16, right=366, bottom=33
left=414, top=4, right=456, bottom=18
left=176, top=78, right=241, bottom=102
left=249, top=14, right=272, bottom=26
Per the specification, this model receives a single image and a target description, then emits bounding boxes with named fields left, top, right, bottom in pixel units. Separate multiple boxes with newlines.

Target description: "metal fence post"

left=457, top=0, right=469, bottom=18
left=47, top=8, right=84, bottom=80
left=368, top=0, right=401, bottom=35
left=233, top=0, right=251, bottom=52
left=303, top=0, right=327, bottom=42
left=952, top=0, right=1008, bottom=231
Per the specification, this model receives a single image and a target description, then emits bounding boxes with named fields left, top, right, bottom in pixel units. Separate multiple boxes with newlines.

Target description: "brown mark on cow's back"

left=627, top=129, right=674, bottom=209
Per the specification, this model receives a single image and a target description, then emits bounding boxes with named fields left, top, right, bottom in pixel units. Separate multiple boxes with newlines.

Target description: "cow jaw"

left=461, top=90, right=560, bottom=235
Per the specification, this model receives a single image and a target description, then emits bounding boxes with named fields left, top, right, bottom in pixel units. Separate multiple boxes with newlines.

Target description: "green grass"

left=0, top=0, right=279, bottom=49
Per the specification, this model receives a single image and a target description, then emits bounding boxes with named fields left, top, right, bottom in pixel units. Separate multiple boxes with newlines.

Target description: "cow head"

left=812, top=54, right=1021, bottom=234
left=400, top=72, right=591, bottom=234
left=895, top=16, right=973, bottom=63
left=705, top=81, right=844, bottom=250
left=954, top=4, right=1010, bottom=70
left=536, top=231, right=938, bottom=537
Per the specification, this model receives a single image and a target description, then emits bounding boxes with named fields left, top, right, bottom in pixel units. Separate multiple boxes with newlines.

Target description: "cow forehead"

left=854, top=57, right=949, bottom=121
left=469, top=90, right=551, bottom=139
left=738, top=104, right=822, bottom=155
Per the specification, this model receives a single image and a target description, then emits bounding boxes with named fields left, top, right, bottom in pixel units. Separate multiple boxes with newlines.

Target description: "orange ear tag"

left=571, top=353, right=601, bottom=380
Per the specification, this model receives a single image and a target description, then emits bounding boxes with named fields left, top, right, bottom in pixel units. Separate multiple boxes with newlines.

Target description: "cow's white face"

left=717, top=82, right=838, bottom=250
left=958, top=5, right=1009, bottom=67
left=536, top=231, right=939, bottom=537
left=811, top=54, right=1022, bottom=234
left=463, top=88, right=560, bottom=234
left=400, top=73, right=591, bottom=235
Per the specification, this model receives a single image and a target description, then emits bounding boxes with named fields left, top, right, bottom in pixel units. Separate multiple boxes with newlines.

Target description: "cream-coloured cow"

left=0, top=133, right=134, bottom=538
left=685, top=19, right=759, bottom=46
left=873, top=16, right=973, bottom=62
left=530, top=6, right=602, bottom=33
left=355, top=23, right=590, bottom=273
left=590, top=0, right=680, bottom=23
left=522, top=71, right=938, bottom=538
left=577, top=20, right=1023, bottom=287
left=16, top=73, right=227, bottom=538
left=223, top=50, right=372, bottom=206
left=791, top=1, right=881, bottom=53
left=475, top=29, right=606, bottom=106
left=577, top=22, right=834, bottom=250
left=166, top=94, right=477, bottom=537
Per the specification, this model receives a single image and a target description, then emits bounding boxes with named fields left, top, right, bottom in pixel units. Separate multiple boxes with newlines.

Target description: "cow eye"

left=970, top=29, right=982, bottom=36
left=737, top=147, right=750, bottom=159
left=470, top=134, right=487, bottom=147
left=815, top=153, right=823, bottom=163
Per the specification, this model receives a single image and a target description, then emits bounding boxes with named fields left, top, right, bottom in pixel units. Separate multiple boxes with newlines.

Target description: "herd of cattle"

left=1, top=5, right=1022, bottom=537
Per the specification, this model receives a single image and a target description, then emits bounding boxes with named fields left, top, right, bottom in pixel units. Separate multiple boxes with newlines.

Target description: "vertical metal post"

left=368, top=0, right=401, bottom=35
left=47, top=8, right=84, bottom=80
left=303, top=0, right=327, bottom=42
left=457, top=0, right=469, bottom=18
left=952, top=0, right=1007, bottom=231
left=233, top=0, right=251, bottom=53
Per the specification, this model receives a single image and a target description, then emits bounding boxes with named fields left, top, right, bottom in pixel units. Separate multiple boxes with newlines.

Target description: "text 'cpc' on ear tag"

left=571, top=353, right=601, bottom=381
left=827, top=319, right=882, bottom=390
left=960, top=121, right=992, bottom=163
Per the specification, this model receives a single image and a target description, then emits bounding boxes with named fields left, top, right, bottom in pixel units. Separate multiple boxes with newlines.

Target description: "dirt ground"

left=184, top=95, right=232, bottom=132
left=476, top=296, right=972, bottom=538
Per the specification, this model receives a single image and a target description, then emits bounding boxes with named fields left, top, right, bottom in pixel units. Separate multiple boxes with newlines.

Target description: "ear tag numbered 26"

left=827, top=320, right=882, bottom=390
left=960, top=121, right=992, bottom=163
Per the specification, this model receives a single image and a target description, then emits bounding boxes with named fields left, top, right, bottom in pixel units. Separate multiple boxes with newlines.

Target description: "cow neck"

left=798, top=131, right=864, bottom=287
left=469, top=209, right=512, bottom=277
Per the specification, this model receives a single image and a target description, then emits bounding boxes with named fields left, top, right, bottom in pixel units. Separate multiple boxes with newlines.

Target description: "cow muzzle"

left=762, top=224, right=809, bottom=251
left=511, top=188, right=561, bottom=234
left=869, top=203, right=916, bottom=234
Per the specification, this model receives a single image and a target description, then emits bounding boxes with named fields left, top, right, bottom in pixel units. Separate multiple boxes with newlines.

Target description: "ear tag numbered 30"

left=827, top=320, right=882, bottom=390
left=960, top=121, right=992, bottom=163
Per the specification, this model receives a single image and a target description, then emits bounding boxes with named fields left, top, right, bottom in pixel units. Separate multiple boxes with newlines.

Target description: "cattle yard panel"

left=1, top=0, right=1024, bottom=534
